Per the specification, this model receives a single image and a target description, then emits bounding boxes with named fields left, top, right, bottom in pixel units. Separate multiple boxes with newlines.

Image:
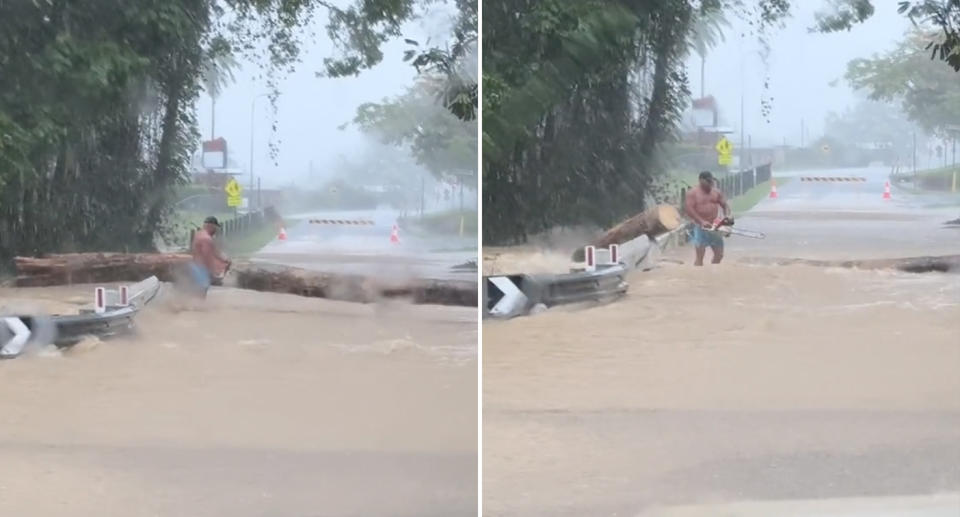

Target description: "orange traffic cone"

left=882, top=181, right=892, bottom=200
left=390, top=224, right=400, bottom=244
left=769, top=179, right=778, bottom=199
left=277, top=227, right=287, bottom=240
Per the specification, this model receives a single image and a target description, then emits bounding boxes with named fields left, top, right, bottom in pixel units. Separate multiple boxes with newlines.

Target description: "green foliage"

left=845, top=29, right=960, bottom=135
left=0, top=0, right=474, bottom=263
left=0, top=0, right=209, bottom=260
left=483, top=1, right=736, bottom=244
left=352, top=80, right=477, bottom=179
left=816, top=0, right=960, bottom=71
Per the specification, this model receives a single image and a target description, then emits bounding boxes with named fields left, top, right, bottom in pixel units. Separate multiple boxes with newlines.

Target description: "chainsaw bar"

left=715, top=225, right=765, bottom=239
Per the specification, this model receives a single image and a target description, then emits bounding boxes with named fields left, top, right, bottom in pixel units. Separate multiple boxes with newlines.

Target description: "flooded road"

left=483, top=167, right=960, bottom=516
left=261, top=208, right=477, bottom=282
left=0, top=286, right=477, bottom=516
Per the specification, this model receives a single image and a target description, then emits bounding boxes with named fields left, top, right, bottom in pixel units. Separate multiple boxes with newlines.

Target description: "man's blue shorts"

left=186, top=262, right=212, bottom=294
left=691, top=225, right=724, bottom=249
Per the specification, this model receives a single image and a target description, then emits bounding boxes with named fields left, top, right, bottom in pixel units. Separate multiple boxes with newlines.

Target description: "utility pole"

left=249, top=93, right=270, bottom=199
left=211, top=97, right=216, bottom=140
left=700, top=55, right=706, bottom=99
left=801, top=118, right=805, bottom=147
left=739, top=35, right=745, bottom=170
left=915, top=132, right=920, bottom=173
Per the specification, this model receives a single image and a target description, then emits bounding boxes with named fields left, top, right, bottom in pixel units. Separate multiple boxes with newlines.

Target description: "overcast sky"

left=686, top=1, right=912, bottom=149
left=194, top=6, right=456, bottom=188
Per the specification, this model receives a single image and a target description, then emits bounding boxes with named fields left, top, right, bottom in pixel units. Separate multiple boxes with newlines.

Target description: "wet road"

left=724, top=166, right=959, bottom=260
left=0, top=285, right=477, bottom=516
left=483, top=167, right=960, bottom=516
left=256, top=208, right=477, bottom=282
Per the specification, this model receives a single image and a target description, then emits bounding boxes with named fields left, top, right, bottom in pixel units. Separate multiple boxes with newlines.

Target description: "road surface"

left=0, top=267, right=477, bottom=513
left=256, top=208, right=477, bottom=282
left=483, top=166, right=960, bottom=516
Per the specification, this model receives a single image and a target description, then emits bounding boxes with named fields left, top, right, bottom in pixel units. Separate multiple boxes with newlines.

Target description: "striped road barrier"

left=800, top=176, right=867, bottom=182
left=308, top=219, right=375, bottom=225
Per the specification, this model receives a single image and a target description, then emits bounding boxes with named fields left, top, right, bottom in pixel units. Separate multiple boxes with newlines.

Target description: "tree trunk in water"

left=738, top=255, right=960, bottom=274
left=14, top=253, right=192, bottom=286
left=13, top=253, right=477, bottom=307
left=231, top=263, right=477, bottom=307
left=572, top=204, right=682, bottom=261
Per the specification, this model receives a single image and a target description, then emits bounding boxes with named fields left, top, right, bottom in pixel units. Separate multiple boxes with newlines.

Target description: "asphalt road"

left=724, top=166, right=959, bottom=260
left=254, top=208, right=477, bottom=282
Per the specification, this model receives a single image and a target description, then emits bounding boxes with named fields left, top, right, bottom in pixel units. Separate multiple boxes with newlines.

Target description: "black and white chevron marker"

left=486, top=275, right=529, bottom=317
left=0, top=317, right=32, bottom=358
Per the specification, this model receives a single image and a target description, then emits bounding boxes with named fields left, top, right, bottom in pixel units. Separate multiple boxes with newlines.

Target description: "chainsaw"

left=707, top=217, right=765, bottom=239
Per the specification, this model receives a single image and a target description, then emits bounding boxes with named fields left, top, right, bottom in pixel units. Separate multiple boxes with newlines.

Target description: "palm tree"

left=688, top=6, right=729, bottom=98
left=200, top=47, right=239, bottom=139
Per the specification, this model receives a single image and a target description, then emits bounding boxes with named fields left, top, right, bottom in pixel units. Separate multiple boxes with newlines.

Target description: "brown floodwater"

left=483, top=263, right=960, bottom=516
left=0, top=285, right=477, bottom=517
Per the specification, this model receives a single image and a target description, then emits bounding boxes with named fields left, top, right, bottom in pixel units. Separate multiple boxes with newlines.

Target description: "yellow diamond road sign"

left=225, top=178, right=243, bottom=207
left=716, top=137, right=733, bottom=165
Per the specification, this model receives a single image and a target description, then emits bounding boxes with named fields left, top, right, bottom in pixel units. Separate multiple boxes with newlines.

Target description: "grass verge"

left=403, top=210, right=478, bottom=237
left=730, top=177, right=789, bottom=214
left=221, top=219, right=301, bottom=257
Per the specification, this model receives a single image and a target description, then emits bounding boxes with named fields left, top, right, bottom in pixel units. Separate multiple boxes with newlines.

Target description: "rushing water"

left=483, top=261, right=960, bottom=516
left=0, top=285, right=477, bottom=517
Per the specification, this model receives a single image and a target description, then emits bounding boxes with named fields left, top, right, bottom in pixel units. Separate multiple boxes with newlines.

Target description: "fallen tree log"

left=13, top=253, right=477, bottom=307
left=14, top=253, right=192, bottom=287
left=572, top=204, right=682, bottom=261
left=230, top=263, right=477, bottom=306
left=738, top=255, right=960, bottom=274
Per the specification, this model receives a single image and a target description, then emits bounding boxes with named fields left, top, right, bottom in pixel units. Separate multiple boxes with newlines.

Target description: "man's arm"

left=719, top=192, right=733, bottom=219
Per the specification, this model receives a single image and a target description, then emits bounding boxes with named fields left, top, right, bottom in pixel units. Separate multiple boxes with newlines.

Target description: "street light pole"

left=249, top=93, right=269, bottom=209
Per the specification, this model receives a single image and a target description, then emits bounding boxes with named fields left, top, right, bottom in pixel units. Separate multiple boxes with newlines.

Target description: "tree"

left=688, top=4, right=730, bottom=98
left=482, top=0, right=700, bottom=244
left=200, top=39, right=239, bottom=139
left=351, top=80, right=477, bottom=181
left=845, top=29, right=960, bottom=135
left=0, top=0, right=475, bottom=264
left=815, top=0, right=960, bottom=71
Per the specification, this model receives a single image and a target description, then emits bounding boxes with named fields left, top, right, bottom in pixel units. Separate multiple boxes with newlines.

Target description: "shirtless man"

left=185, top=216, right=231, bottom=298
left=684, top=171, right=733, bottom=266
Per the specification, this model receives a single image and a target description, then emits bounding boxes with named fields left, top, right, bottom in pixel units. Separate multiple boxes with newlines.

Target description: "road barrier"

left=308, top=219, right=375, bottom=225
left=800, top=176, right=867, bottom=182
left=0, top=277, right=160, bottom=359
left=484, top=260, right=629, bottom=319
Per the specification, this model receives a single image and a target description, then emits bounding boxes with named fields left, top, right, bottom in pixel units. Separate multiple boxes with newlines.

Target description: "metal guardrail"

left=0, top=277, right=160, bottom=359
left=484, top=265, right=628, bottom=319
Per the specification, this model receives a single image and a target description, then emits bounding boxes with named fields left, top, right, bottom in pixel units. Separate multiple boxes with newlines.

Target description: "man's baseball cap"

left=698, top=171, right=714, bottom=181
left=203, top=216, right=221, bottom=227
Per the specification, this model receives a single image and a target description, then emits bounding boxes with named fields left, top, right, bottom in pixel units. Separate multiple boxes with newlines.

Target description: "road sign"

left=487, top=276, right=529, bottom=317
left=224, top=178, right=243, bottom=207
left=821, top=144, right=831, bottom=153
left=0, top=317, right=32, bottom=358
left=716, top=137, right=733, bottom=165
left=202, top=138, right=228, bottom=169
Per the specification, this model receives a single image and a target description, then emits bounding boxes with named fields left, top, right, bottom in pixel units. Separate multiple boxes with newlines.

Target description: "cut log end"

left=572, top=204, right=682, bottom=261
